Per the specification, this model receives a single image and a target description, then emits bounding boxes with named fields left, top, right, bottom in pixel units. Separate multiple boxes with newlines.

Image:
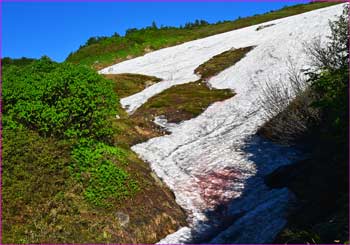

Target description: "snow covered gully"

left=100, top=4, right=344, bottom=243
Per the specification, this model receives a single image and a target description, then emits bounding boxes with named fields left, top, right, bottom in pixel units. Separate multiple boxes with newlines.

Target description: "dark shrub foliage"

left=306, top=5, right=349, bottom=144
left=262, top=5, right=349, bottom=243
left=85, top=36, right=109, bottom=46
left=2, top=57, right=36, bottom=67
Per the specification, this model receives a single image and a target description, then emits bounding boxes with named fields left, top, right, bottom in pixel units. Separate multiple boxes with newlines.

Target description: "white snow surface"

left=100, top=4, right=345, bottom=244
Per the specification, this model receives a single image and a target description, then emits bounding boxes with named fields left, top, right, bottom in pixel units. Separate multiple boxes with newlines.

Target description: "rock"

left=151, top=172, right=164, bottom=187
left=144, top=47, right=153, bottom=53
left=50, top=208, right=58, bottom=217
left=116, top=212, right=129, bottom=227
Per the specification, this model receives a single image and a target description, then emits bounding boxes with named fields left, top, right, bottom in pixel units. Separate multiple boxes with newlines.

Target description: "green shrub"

left=2, top=57, right=139, bottom=207
left=70, top=139, right=139, bottom=206
left=2, top=57, right=36, bottom=67
left=3, top=57, right=117, bottom=140
left=306, top=5, right=349, bottom=144
left=310, top=68, right=348, bottom=135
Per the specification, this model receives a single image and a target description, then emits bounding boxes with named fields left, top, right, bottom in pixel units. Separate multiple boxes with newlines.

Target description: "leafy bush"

left=306, top=4, right=349, bottom=144
left=3, top=57, right=117, bottom=140
left=2, top=57, right=141, bottom=207
left=2, top=57, right=138, bottom=206
left=310, top=68, right=348, bottom=136
left=70, top=139, right=139, bottom=206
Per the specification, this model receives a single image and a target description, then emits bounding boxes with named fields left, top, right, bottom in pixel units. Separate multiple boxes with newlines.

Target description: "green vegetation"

left=3, top=2, right=346, bottom=243
left=108, top=81, right=233, bottom=148
left=3, top=57, right=117, bottom=140
left=2, top=58, right=187, bottom=243
left=2, top=57, right=137, bottom=205
left=109, top=46, right=253, bottom=147
left=134, top=81, right=233, bottom=123
left=2, top=127, right=73, bottom=243
left=66, top=1, right=340, bottom=69
left=2, top=57, right=36, bottom=67
left=106, top=73, right=162, bottom=98
left=3, top=52, right=233, bottom=234
left=2, top=2, right=253, bottom=242
left=195, top=46, right=254, bottom=80
left=306, top=6, right=349, bottom=147
left=109, top=78, right=235, bottom=148
left=2, top=126, right=186, bottom=243
left=132, top=46, right=251, bottom=123
left=70, top=139, right=139, bottom=207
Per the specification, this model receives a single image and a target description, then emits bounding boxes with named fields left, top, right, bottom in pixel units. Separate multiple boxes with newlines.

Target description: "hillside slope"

left=99, top=4, right=345, bottom=243
left=66, top=2, right=338, bottom=69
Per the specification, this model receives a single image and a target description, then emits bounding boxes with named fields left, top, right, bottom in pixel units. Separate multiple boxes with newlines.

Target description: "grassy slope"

left=111, top=82, right=233, bottom=147
left=195, top=46, right=254, bottom=80
left=1, top=60, right=187, bottom=243
left=2, top=127, right=187, bottom=244
left=134, top=82, right=233, bottom=123
left=106, top=73, right=162, bottom=98
left=3, top=46, right=252, bottom=243
left=66, top=2, right=339, bottom=69
left=4, top=2, right=344, bottom=243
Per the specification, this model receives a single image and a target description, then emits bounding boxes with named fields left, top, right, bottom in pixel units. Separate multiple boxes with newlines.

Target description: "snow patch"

left=100, top=4, right=345, bottom=243
left=153, top=116, right=179, bottom=131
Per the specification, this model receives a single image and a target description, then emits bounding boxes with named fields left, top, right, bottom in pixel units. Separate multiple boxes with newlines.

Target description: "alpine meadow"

left=2, top=1, right=349, bottom=244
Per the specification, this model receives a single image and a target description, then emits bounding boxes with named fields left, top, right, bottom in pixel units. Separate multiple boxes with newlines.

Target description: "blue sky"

left=3, top=1, right=308, bottom=62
